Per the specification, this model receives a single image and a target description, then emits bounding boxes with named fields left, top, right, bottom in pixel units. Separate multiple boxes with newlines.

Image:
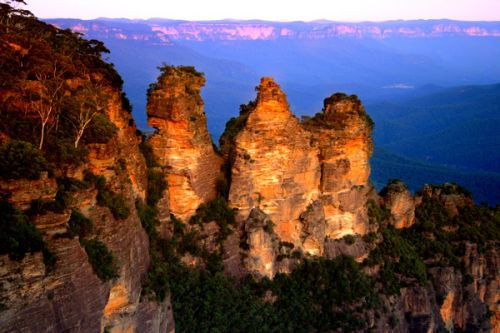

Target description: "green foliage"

left=190, top=197, right=237, bottom=244
left=263, top=220, right=275, bottom=234
left=42, top=247, right=57, bottom=270
left=29, top=177, right=90, bottom=214
left=363, top=232, right=377, bottom=244
left=95, top=176, right=130, bottom=220
left=81, top=239, right=118, bottom=281
left=365, top=226, right=428, bottom=293
left=147, top=169, right=166, bottom=207
left=216, top=176, right=229, bottom=199
left=168, top=256, right=377, bottom=332
left=44, top=137, right=89, bottom=166
left=176, top=65, right=204, bottom=77
left=81, top=113, right=117, bottom=145
left=401, top=194, right=499, bottom=270
left=218, top=100, right=255, bottom=156
left=139, top=139, right=159, bottom=168
left=364, top=112, right=375, bottom=131
left=121, top=92, right=132, bottom=113
left=136, top=200, right=159, bottom=240
left=0, top=2, right=123, bottom=166
left=142, top=249, right=170, bottom=302
left=0, top=199, right=43, bottom=260
left=0, top=140, right=52, bottom=180
left=68, top=208, right=93, bottom=239
left=342, top=234, right=356, bottom=245
left=97, top=188, right=130, bottom=220
left=147, top=65, right=204, bottom=98
left=367, top=199, right=391, bottom=225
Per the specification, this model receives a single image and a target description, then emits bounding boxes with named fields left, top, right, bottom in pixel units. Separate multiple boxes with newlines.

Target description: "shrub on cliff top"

left=0, top=140, right=52, bottom=180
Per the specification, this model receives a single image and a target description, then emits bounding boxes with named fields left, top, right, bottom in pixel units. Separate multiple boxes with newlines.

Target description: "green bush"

left=168, top=256, right=377, bottom=332
left=94, top=176, right=130, bottom=220
left=0, top=140, right=52, bottom=180
left=147, top=169, right=166, bottom=207
left=190, top=197, right=236, bottom=243
left=97, top=189, right=130, bottom=220
left=44, top=137, right=88, bottom=166
left=218, top=100, right=255, bottom=156
left=136, top=200, right=159, bottom=240
left=29, top=177, right=90, bottom=215
left=139, top=139, right=160, bottom=168
left=365, top=226, right=428, bottom=293
left=142, top=250, right=170, bottom=302
left=367, top=199, right=391, bottom=225
left=42, top=247, right=57, bottom=270
left=0, top=199, right=43, bottom=260
left=82, top=113, right=117, bottom=145
left=342, top=234, right=356, bottom=245
left=68, top=209, right=93, bottom=239
left=81, top=239, right=118, bottom=281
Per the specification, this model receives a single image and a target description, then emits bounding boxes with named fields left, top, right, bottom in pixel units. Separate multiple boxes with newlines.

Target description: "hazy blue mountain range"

left=47, top=18, right=500, bottom=204
left=367, top=83, right=500, bottom=173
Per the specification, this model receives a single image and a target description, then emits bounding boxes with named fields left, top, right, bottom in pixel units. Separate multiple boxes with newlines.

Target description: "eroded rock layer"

left=0, top=86, right=173, bottom=332
left=226, top=78, right=373, bottom=277
left=147, top=66, right=222, bottom=221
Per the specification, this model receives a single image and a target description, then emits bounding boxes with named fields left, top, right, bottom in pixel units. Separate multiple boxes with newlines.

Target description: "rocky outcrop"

left=305, top=92, right=374, bottom=239
left=228, top=78, right=321, bottom=251
left=224, top=78, right=373, bottom=277
left=381, top=180, right=415, bottom=228
left=242, top=208, right=280, bottom=278
left=415, top=183, right=473, bottom=217
left=147, top=66, right=222, bottom=221
left=0, top=84, right=172, bottom=332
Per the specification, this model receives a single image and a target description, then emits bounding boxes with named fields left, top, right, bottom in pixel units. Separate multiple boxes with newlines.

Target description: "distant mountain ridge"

left=48, top=18, right=500, bottom=42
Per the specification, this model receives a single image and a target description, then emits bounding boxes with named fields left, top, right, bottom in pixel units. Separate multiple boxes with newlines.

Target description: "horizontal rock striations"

left=223, top=78, right=374, bottom=277
left=147, top=66, right=223, bottom=221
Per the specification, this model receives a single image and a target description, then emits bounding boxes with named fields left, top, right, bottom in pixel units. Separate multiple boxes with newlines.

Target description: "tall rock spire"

left=147, top=66, right=222, bottom=221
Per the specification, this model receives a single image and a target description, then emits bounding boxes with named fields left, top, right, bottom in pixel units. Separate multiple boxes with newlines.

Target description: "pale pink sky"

left=26, top=0, right=500, bottom=21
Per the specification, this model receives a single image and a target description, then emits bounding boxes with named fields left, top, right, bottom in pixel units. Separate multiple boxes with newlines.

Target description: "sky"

left=25, top=0, right=500, bottom=22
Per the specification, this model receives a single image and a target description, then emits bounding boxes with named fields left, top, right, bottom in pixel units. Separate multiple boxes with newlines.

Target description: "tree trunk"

left=39, top=121, right=45, bottom=150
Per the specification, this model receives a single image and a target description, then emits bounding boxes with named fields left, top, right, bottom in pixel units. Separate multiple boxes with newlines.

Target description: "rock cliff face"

left=0, top=83, right=173, bottom=332
left=305, top=92, right=374, bottom=239
left=147, top=66, right=222, bottom=221
left=381, top=180, right=415, bottom=228
left=225, top=78, right=373, bottom=277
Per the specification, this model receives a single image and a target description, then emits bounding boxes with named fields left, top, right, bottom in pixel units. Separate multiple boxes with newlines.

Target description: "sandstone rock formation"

left=147, top=66, right=222, bottom=221
left=228, top=78, right=320, bottom=247
left=0, top=82, right=173, bottom=333
left=224, top=78, right=373, bottom=277
left=381, top=180, right=415, bottom=228
left=305, top=92, right=374, bottom=239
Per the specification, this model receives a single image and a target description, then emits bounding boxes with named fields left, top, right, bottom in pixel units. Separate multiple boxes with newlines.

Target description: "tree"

left=27, top=62, right=66, bottom=149
left=70, top=81, right=110, bottom=148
